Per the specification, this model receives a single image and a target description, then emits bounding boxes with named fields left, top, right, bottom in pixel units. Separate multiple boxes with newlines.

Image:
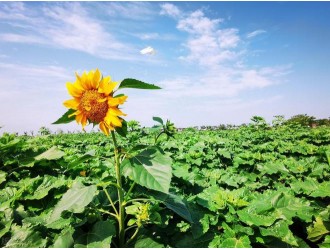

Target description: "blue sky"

left=0, top=1, right=329, bottom=134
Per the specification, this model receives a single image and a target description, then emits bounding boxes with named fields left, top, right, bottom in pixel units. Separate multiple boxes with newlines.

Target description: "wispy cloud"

left=0, top=33, right=45, bottom=44
left=218, top=28, right=240, bottom=49
left=177, top=10, right=223, bottom=34
left=0, top=2, right=148, bottom=61
left=0, top=61, right=74, bottom=133
left=246, top=29, right=266, bottom=39
left=160, top=3, right=182, bottom=18
left=0, top=62, right=71, bottom=93
left=159, top=3, right=291, bottom=97
left=104, top=2, right=157, bottom=20
left=132, top=32, right=177, bottom=41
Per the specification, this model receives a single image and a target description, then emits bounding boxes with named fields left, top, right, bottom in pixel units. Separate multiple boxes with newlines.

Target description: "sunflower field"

left=1, top=70, right=330, bottom=248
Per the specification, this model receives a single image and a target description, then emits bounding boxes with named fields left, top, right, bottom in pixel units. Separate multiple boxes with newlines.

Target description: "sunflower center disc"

left=79, top=90, right=108, bottom=123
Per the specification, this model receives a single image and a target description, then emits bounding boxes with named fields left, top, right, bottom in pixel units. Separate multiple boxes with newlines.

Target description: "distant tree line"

left=4, top=114, right=330, bottom=137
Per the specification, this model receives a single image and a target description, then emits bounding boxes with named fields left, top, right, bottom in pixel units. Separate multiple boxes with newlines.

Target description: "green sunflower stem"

left=111, top=130, right=126, bottom=248
left=154, top=131, right=165, bottom=144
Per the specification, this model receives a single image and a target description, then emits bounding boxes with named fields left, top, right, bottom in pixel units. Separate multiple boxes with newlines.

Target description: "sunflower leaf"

left=52, top=109, right=76, bottom=124
left=153, top=117, right=164, bottom=125
left=118, top=78, right=161, bottom=90
left=115, top=120, right=128, bottom=137
left=122, top=147, right=172, bottom=193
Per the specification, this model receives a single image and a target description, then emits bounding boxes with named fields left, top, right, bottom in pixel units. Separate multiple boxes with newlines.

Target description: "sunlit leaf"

left=49, top=181, right=97, bottom=223
left=74, top=220, right=116, bottom=248
left=52, top=109, right=76, bottom=124
left=118, top=78, right=161, bottom=90
left=34, top=146, right=65, bottom=161
left=153, top=116, right=164, bottom=125
left=122, top=147, right=172, bottom=193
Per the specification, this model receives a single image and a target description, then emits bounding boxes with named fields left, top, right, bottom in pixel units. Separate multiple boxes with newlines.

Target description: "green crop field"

left=1, top=120, right=330, bottom=248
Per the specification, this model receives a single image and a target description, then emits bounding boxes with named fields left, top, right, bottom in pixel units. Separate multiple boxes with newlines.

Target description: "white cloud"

left=217, top=28, right=240, bottom=48
left=136, top=33, right=161, bottom=40
left=157, top=63, right=290, bottom=99
left=160, top=3, right=182, bottom=18
left=104, top=2, right=157, bottom=20
left=0, top=2, right=28, bottom=20
left=177, top=10, right=222, bottom=34
left=0, top=62, right=75, bottom=133
left=0, top=33, right=45, bottom=44
left=0, top=62, right=71, bottom=92
left=0, top=2, right=142, bottom=61
left=133, top=32, right=177, bottom=41
left=159, top=4, right=291, bottom=98
left=140, top=46, right=156, bottom=55
left=247, top=29, right=266, bottom=38
left=42, top=4, right=128, bottom=54
left=176, top=10, right=239, bottom=67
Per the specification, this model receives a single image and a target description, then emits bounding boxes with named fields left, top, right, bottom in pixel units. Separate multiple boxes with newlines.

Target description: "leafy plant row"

left=1, top=123, right=330, bottom=247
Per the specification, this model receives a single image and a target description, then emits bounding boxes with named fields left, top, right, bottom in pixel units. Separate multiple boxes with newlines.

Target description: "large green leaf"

left=148, top=190, right=193, bottom=223
left=52, top=227, right=74, bottom=248
left=5, top=225, right=47, bottom=248
left=0, top=219, right=13, bottom=239
left=24, top=175, right=67, bottom=200
left=0, top=170, right=6, bottom=185
left=35, top=146, right=65, bottom=161
left=290, top=178, right=319, bottom=195
left=218, top=149, right=231, bottom=159
left=0, top=208, right=13, bottom=238
left=310, top=182, right=330, bottom=198
left=196, top=186, right=249, bottom=212
left=0, top=138, right=21, bottom=152
left=220, top=235, right=251, bottom=248
left=256, top=162, right=289, bottom=175
left=52, top=109, right=76, bottom=124
left=319, top=235, right=330, bottom=248
left=68, top=150, right=95, bottom=169
left=134, top=236, right=164, bottom=248
left=325, top=151, right=330, bottom=166
left=237, top=210, right=278, bottom=227
left=118, top=78, right=161, bottom=90
left=238, top=191, right=316, bottom=227
left=260, top=220, right=298, bottom=247
left=74, top=220, right=116, bottom=248
left=307, top=217, right=330, bottom=242
left=49, top=181, right=97, bottom=223
left=122, top=148, right=172, bottom=193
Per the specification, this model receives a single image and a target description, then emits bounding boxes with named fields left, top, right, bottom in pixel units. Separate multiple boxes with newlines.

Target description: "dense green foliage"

left=284, top=114, right=330, bottom=127
left=1, top=123, right=330, bottom=247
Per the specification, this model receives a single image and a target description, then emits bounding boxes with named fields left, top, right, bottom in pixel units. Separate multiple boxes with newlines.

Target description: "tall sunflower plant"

left=52, top=69, right=188, bottom=247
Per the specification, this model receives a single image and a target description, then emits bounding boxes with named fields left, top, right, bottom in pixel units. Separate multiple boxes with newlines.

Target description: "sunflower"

left=63, top=69, right=127, bottom=136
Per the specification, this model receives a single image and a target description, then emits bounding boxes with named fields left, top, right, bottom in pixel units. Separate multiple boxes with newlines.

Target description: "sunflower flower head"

left=63, top=69, right=127, bottom=136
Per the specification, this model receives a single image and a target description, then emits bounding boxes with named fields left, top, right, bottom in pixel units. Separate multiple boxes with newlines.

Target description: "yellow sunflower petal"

left=98, top=77, right=117, bottom=96
left=74, top=73, right=85, bottom=90
left=79, top=71, right=91, bottom=90
left=99, top=121, right=109, bottom=136
left=66, top=82, right=84, bottom=98
left=87, top=70, right=96, bottom=88
left=91, top=68, right=101, bottom=89
left=108, top=107, right=126, bottom=116
left=63, top=98, right=79, bottom=109
left=108, top=95, right=128, bottom=107
left=81, top=115, right=88, bottom=128
left=75, top=112, right=85, bottom=124
left=105, top=114, right=122, bottom=127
